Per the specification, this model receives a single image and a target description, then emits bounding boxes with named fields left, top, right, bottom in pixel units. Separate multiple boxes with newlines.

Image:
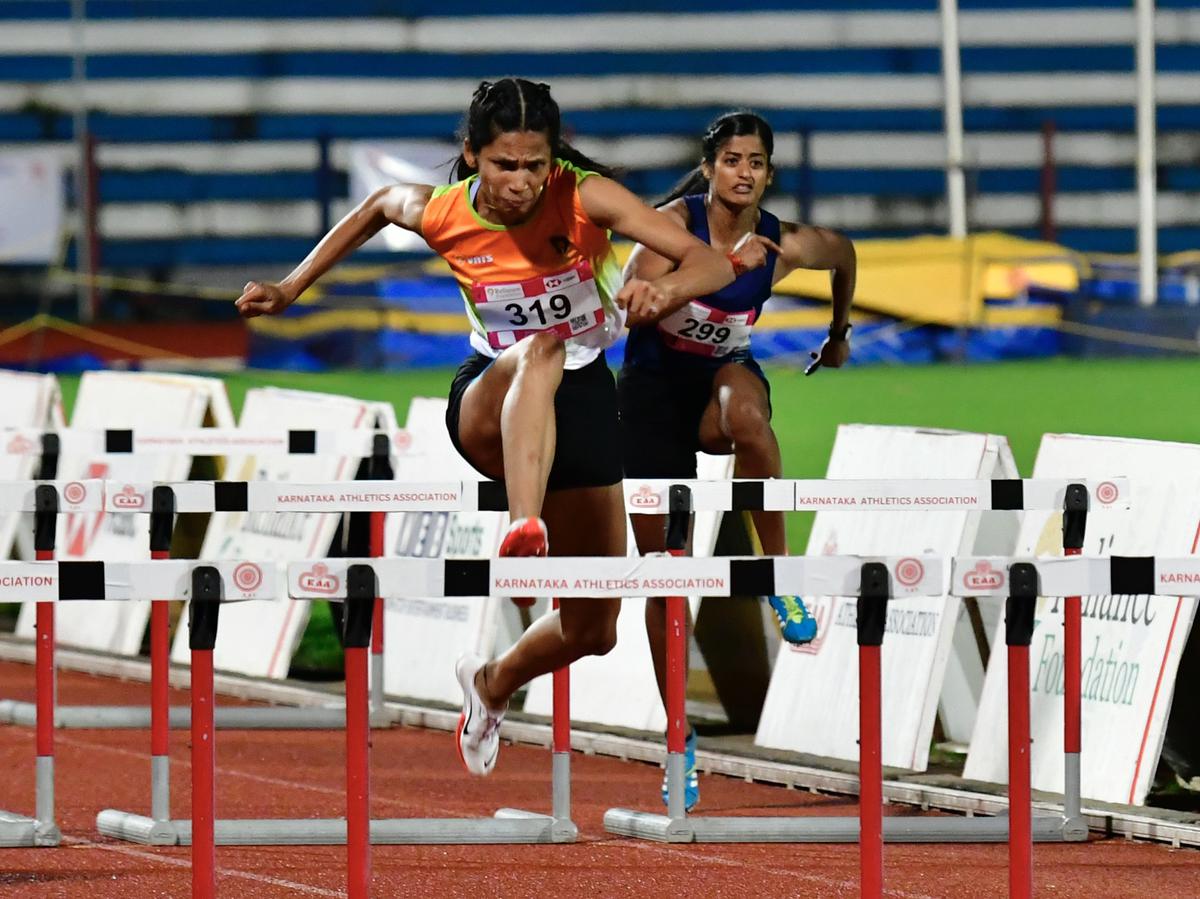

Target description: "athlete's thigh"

left=542, top=484, right=625, bottom=625
left=697, top=361, right=770, bottom=453
left=453, top=351, right=522, bottom=479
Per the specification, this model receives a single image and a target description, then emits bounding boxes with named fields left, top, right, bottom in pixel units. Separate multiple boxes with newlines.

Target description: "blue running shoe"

left=768, top=595, right=818, bottom=645
left=661, top=729, right=699, bottom=812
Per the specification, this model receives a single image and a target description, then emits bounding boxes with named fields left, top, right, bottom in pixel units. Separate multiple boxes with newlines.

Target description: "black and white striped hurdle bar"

left=0, top=561, right=277, bottom=603
left=0, top=428, right=409, bottom=459
left=287, top=555, right=945, bottom=599
left=952, top=556, right=1200, bottom=598
left=4, top=555, right=1195, bottom=603
left=0, top=477, right=1132, bottom=515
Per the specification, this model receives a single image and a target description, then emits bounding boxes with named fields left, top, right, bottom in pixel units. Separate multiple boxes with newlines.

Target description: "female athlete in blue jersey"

left=619, top=111, right=857, bottom=809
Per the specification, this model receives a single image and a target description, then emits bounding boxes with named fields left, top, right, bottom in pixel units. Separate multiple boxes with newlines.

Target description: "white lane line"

left=61, top=835, right=344, bottom=897
left=623, top=840, right=941, bottom=899
left=57, top=733, right=484, bottom=817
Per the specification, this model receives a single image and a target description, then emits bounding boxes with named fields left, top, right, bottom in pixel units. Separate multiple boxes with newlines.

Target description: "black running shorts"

left=618, top=358, right=771, bottom=479
left=446, top=351, right=623, bottom=491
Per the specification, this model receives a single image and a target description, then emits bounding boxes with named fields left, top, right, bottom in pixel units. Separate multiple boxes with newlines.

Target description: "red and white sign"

left=628, top=484, right=662, bottom=510
left=757, top=425, right=1021, bottom=772
left=965, top=433, right=1200, bottom=806
left=962, top=559, right=1005, bottom=592
left=296, top=562, right=341, bottom=596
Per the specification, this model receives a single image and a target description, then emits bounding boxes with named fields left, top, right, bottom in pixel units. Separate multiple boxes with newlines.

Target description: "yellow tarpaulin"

left=773, top=232, right=1080, bottom=327
left=412, top=231, right=1082, bottom=328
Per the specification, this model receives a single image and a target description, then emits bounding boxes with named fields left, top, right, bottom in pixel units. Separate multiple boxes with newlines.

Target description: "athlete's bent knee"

left=727, top=402, right=771, bottom=448
left=517, top=332, right=566, bottom=370
left=565, top=618, right=619, bottom=657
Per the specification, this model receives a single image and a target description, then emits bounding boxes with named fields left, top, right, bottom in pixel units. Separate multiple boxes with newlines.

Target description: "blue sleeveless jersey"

left=622, top=194, right=780, bottom=371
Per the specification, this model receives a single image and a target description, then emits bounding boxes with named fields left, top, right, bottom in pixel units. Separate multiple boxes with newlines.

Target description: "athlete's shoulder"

left=553, top=157, right=600, bottom=184
left=420, top=178, right=470, bottom=237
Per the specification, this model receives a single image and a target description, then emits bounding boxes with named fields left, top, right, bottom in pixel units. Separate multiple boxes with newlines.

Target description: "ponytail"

left=659, top=166, right=710, bottom=207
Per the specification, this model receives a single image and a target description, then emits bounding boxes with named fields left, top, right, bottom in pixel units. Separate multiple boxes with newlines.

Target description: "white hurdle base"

left=0, top=810, right=60, bottom=848
left=96, top=811, right=577, bottom=846
left=602, top=810, right=1080, bottom=844
left=0, top=700, right=393, bottom=730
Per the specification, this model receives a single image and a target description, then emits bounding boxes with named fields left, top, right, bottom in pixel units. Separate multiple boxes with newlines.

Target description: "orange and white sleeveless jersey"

left=420, top=159, right=625, bottom=370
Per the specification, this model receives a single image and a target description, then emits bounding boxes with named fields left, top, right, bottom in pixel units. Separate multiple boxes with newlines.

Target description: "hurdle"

left=603, top=482, right=1122, bottom=899
left=0, top=428, right=401, bottom=732
left=0, top=553, right=276, bottom=854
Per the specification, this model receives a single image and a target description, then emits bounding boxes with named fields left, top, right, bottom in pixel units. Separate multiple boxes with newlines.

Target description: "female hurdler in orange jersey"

left=236, top=79, right=755, bottom=776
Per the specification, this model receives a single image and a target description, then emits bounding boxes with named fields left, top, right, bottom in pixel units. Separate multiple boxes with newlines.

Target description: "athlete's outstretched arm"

left=773, top=222, right=857, bottom=369
left=236, top=183, right=433, bottom=318
left=578, top=177, right=734, bottom=325
left=621, top=198, right=689, bottom=284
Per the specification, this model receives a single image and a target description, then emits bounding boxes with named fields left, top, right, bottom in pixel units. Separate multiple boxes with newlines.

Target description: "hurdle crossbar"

left=0, top=476, right=1132, bottom=516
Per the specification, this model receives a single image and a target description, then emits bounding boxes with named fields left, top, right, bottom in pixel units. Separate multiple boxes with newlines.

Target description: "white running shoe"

left=455, top=653, right=505, bottom=776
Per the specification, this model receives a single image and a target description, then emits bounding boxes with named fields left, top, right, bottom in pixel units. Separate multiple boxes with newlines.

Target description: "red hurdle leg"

left=1060, top=485, right=1087, bottom=823
left=191, top=644, right=216, bottom=899
left=856, top=563, right=889, bottom=899
left=345, top=645, right=370, bottom=898
left=35, top=548, right=55, bottom=828
left=149, top=486, right=176, bottom=823
left=188, top=569, right=222, bottom=899
left=858, top=645, right=883, bottom=898
left=33, top=485, right=58, bottom=831
left=552, top=598, right=572, bottom=821
left=1006, top=564, right=1038, bottom=899
left=343, top=565, right=376, bottom=899
left=662, top=486, right=692, bottom=820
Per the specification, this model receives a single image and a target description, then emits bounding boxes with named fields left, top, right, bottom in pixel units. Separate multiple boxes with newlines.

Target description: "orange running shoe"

left=498, top=516, right=548, bottom=608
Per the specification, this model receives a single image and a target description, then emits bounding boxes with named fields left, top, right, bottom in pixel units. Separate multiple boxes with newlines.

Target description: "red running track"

left=1, top=662, right=1198, bottom=898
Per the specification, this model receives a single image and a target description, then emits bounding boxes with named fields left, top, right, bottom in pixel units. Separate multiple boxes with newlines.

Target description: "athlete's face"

left=465, top=130, right=554, bottom=223
left=703, top=134, right=773, bottom=209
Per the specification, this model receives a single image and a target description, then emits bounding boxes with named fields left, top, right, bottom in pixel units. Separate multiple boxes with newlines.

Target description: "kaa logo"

left=298, top=563, right=340, bottom=595
left=628, top=485, right=662, bottom=509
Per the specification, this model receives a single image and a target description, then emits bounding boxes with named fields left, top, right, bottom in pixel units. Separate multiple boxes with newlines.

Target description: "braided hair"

left=453, top=78, right=615, bottom=181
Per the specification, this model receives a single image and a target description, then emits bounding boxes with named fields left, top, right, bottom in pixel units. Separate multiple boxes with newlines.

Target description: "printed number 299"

left=678, top=318, right=731, bottom=344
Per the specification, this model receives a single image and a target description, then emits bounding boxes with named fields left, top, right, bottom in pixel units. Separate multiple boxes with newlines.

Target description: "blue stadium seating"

left=1, top=1, right=1197, bottom=267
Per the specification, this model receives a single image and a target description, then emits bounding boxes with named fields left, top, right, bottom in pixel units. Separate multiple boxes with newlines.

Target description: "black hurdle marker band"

left=369, top=433, right=391, bottom=479
left=477, top=481, right=509, bottom=512
left=444, top=559, right=490, bottom=597
left=288, top=430, right=317, bottom=454
left=1005, top=562, right=1038, bottom=647
left=342, top=564, right=377, bottom=649
left=105, top=429, right=134, bottom=453
left=150, top=486, right=176, bottom=553
left=188, top=566, right=222, bottom=651
left=730, top=558, right=774, bottom=597
left=34, top=484, right=59, bottom=552
left=666, top=485, right=692, bottom=552
left=59, top=561, right=106, bottom=601
left=731, top=481, right=764, bottom=512
left=857, top=562, right=889, bottom=647
left=1062, top=483, right=1089, bottom=552
left=989, top=479, right=1024, bottom=511
left=37, top=433, right=60, bottom=480
left=214, top=481, right=249, bottom=512
left=1110, top=556, right=1156, bottom=596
